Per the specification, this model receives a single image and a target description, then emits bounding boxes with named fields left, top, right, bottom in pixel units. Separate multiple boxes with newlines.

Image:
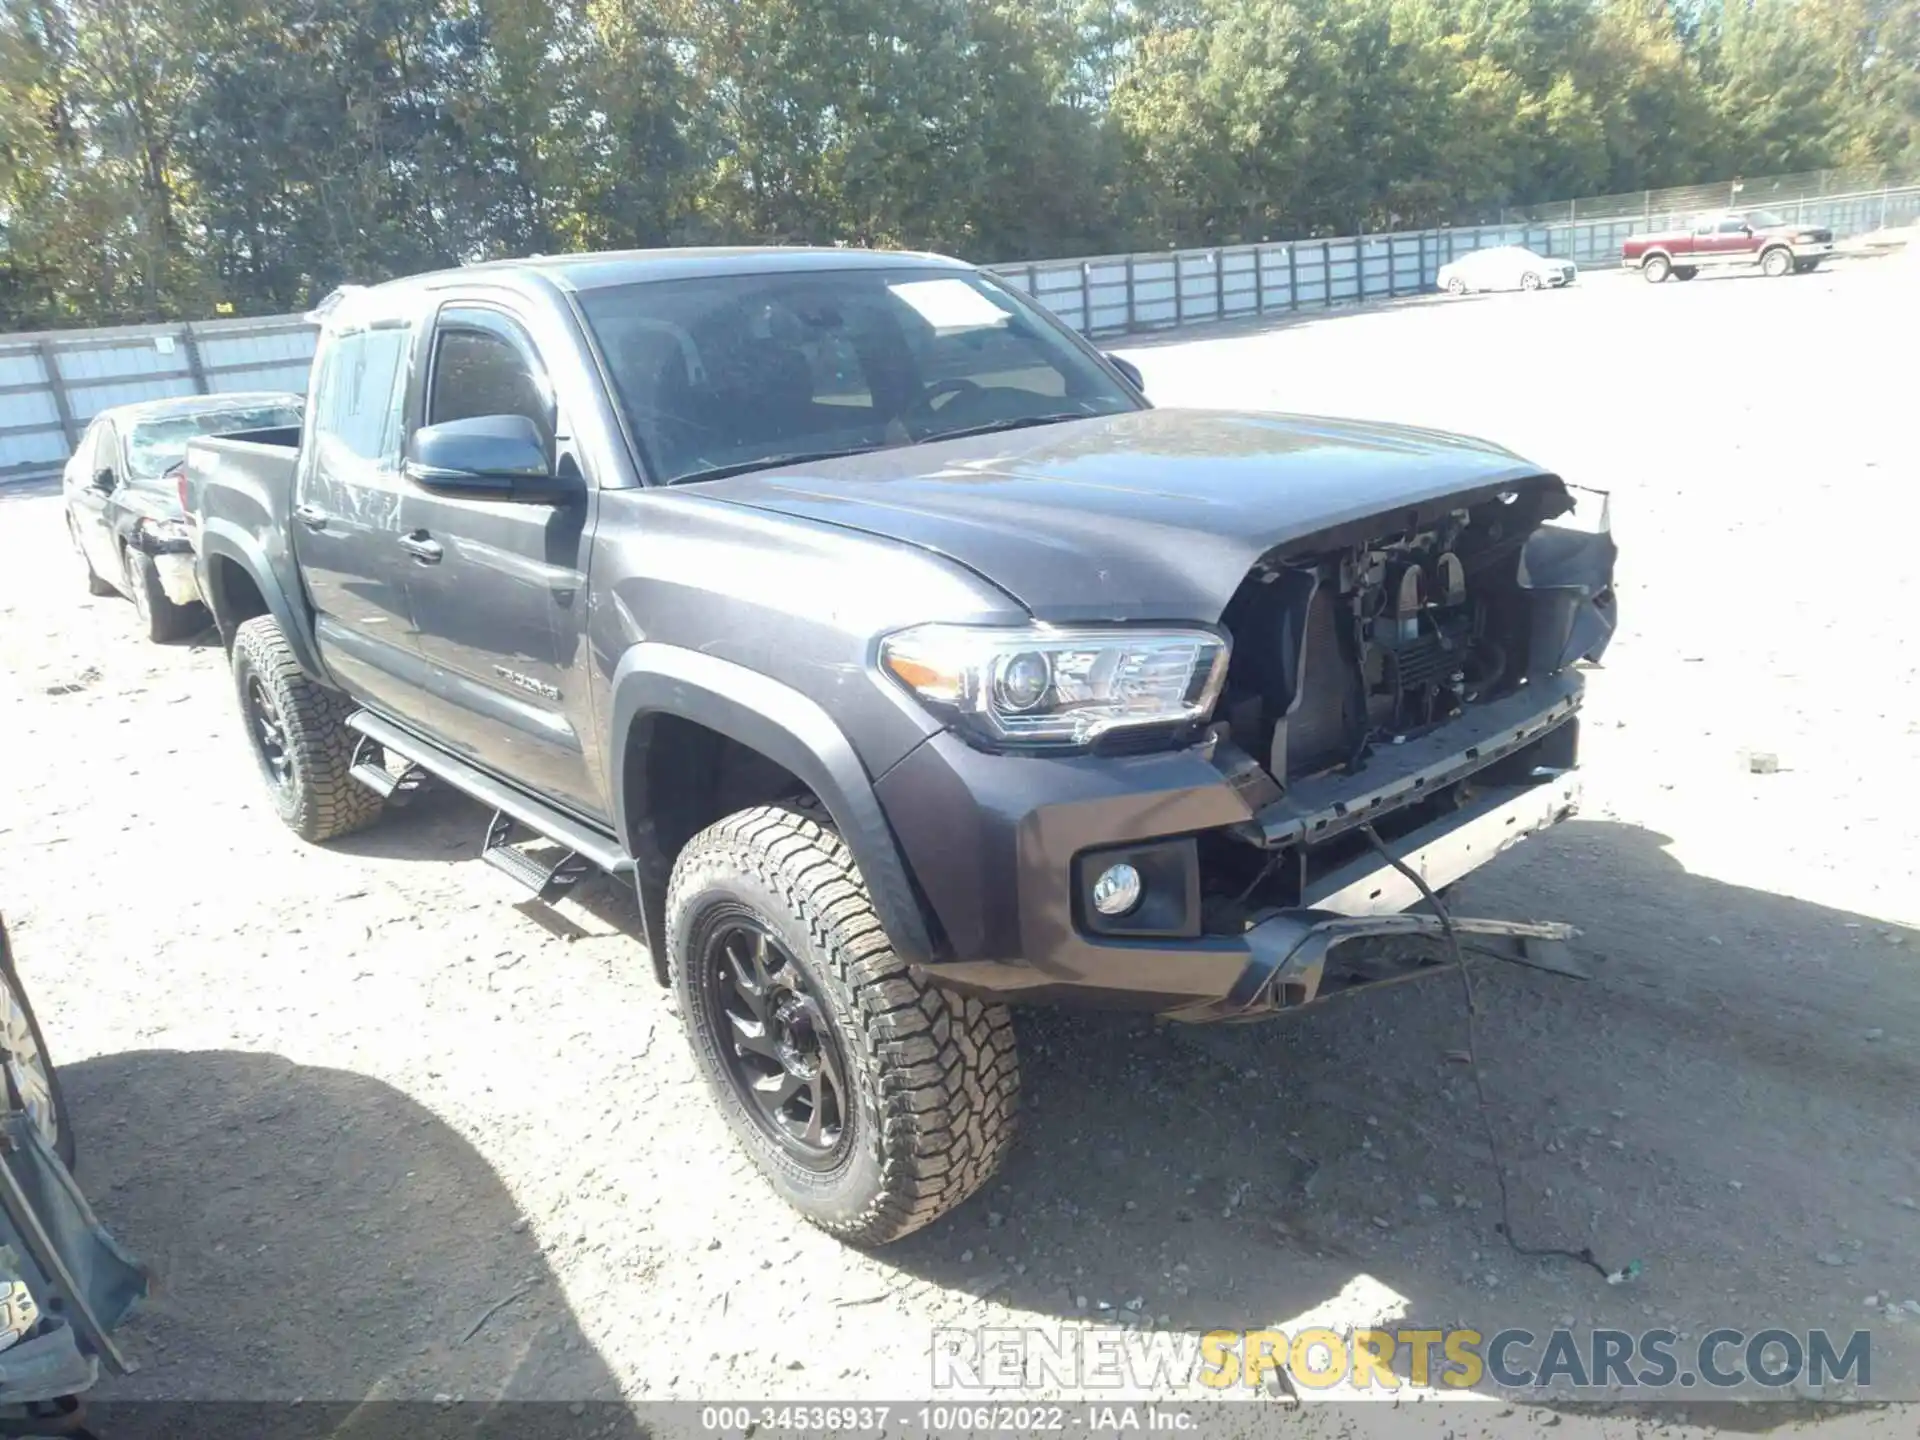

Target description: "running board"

left=482, top=811, right=594, bottom=902
left=348, top=733, right=429, bottom=807
left=343, top=710, right=633, bottom=878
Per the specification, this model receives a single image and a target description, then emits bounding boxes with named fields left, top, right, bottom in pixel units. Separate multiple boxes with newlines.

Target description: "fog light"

left=1091, top=862, right=1143, bottom=917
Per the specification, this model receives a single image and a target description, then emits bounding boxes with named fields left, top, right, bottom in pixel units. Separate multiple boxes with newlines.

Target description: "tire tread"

left=667, top=804, right=1018, bottom=1245
left=232, top=615, right=384, bottom=843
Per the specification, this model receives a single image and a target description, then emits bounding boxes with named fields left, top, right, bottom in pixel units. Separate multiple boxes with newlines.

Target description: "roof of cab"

left=367, top=245, right=974, bottom=299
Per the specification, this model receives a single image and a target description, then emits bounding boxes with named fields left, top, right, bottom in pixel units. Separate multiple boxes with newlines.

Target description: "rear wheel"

left=125, top=545, right=203, bottom=643
left=1761, top=246, right=1794, bottom=278
left=668, top=804, right=1019, bottom=1245
left=68, top=514, right=115, bottom=596
left=1642, top=255, right=1672, bottom=283
left=1672, top=267, right=1698, bottom=282
left=231, top=615, right=385, bottom=843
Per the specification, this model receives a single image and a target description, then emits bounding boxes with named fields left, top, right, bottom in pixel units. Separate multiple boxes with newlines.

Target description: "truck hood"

left=695, top=408, right=1555, bottom=621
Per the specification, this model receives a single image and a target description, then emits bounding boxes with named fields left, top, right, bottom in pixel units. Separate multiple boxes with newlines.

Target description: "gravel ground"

left=1, top=255, right=1916, bottom=1431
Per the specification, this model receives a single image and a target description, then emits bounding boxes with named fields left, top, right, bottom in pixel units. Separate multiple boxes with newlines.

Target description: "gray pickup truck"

left=188, top=247, right=1616, bottom=1243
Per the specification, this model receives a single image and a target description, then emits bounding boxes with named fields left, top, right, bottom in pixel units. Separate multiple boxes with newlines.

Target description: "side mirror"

left=1105, top=353, right=1146, bottom=394
left=91, top=467, right=117, bottom=493
left=403, top=415, right=574, bottom=504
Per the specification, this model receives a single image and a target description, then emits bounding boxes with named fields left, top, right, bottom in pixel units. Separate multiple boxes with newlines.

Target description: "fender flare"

left=195, top=520, right=330, bottom=682
left=609, top=643, right=935, bottom=978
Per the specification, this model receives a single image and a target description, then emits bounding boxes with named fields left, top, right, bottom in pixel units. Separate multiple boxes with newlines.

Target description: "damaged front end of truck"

left=1173, top=474, right=1616, bottom=1017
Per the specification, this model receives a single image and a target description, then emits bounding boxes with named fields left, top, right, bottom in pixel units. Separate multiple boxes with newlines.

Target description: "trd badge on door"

left=493, top=666, right=561, bottom=701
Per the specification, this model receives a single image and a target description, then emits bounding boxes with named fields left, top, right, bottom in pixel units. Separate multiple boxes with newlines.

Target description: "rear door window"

left=313, top=328, right=410, bottom=463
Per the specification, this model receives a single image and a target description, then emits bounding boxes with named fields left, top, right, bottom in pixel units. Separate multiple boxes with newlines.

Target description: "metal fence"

left=1490, top=165, right=1920, bottom=226
left=993, top=182, right=1919, bottom=338
left=0, top=314, right=316, bottom=484
left=4, top=178, right=1917, bottom=486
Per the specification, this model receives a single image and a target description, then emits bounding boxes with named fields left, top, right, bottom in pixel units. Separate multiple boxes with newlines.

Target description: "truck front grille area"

left=1195, top=476, right=1613, bottom=933
left=1217, top=489, right=1552, bottom=790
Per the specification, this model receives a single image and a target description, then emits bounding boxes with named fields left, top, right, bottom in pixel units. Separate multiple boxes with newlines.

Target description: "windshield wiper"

left=919, top=412, right=1094, bottom=444
left=669, top=445, right=882, bottom=485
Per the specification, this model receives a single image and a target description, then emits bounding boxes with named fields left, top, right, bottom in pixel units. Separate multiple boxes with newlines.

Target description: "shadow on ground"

left=869, top=818, right=1920, bottom=1401
left=65, top=1047, right=644, bottom=1427
left=125, top=788, right=1920, bottom=1407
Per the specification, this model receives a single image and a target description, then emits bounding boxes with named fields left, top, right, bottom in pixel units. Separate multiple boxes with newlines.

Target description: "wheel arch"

left=610, top=644, right=937, bottom=987
left=197, top=522, right=328, bottom=680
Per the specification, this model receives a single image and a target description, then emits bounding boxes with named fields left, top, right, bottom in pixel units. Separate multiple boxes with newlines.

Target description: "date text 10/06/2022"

left=699, top=1406, right=1196, bottom=1433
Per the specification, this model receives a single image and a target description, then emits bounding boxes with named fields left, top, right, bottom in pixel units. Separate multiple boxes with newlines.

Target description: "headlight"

left=879, top=623, right=1230, bottom=749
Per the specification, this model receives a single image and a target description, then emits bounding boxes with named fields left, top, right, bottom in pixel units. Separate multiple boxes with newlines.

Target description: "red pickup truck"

left=1622, top=209, right=1834, bottom=283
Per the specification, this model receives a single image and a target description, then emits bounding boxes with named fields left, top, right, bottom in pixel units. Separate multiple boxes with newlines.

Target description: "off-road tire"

left=1673, top=267, right=1698, bottom=282
left=667, top=804, right=1019, bottom=1245
left=230, top=615, right=385, bottom=843
left=125, top=545, right=203, bottom=643
left=1642, top=254, right=1672, bottom=283
left=69, top=515, right=115, bottom=596
left=1761, top=246, right=1793, bottom=278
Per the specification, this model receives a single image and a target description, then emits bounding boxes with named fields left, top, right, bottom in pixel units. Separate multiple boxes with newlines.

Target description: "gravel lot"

left=1, top=254, right=1916, bottom=1429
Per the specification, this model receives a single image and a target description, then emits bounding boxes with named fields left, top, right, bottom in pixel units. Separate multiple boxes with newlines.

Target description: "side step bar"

left=348, top=733, right=429, bottom=807
left=482, top=810, right=594, bottom=902
left=343, top=710, right=633, bottom=880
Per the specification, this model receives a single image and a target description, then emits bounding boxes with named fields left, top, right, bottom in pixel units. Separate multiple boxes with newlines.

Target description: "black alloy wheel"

left=700, top=914, right=851, bottom=1168
left=245, top=672, right=293, bottom=793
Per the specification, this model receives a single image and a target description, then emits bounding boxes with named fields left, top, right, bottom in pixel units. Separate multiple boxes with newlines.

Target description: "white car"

left=1437, top=245, right=1577, bottom=294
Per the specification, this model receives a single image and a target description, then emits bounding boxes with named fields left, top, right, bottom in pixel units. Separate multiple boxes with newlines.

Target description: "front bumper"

left=151, top=549, right=202, bottom=608
left=876, top=678, right=1585, bottom=1020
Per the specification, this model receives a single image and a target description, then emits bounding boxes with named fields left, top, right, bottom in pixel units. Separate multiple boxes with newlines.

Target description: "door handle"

left=399, top=530, right=443, bottom=564
left=293, top=503, right=329, bottom=531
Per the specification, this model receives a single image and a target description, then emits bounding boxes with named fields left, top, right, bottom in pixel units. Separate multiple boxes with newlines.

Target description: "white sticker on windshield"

left=888, top=279, right=1010, bottom=332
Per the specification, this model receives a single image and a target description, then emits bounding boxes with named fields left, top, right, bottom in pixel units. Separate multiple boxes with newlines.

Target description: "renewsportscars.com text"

left=932, top=1325, right=1872, bottom=1392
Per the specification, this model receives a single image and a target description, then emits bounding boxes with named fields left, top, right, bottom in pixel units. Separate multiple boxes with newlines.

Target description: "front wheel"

left=1642, top=255, right=1672, bottom=283
left=68, top=514, right=115, bottom=596
left=1445, top=277, right=1467, bottom=295
left=230, top=615, right=386, bottom=843
left=1521, top=271, right=1542, bottom=291
left=668, top=804, right=1019, bottom=1245
left=1761, top=247, right=1794, bottom=278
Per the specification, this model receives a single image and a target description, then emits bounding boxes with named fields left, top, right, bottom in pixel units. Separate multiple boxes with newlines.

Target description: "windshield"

left=126, top=403, right=302, bottom=480
left=1746, top=209, right=1787, bottom=228
left=577, top=267, right=1140, bottom=485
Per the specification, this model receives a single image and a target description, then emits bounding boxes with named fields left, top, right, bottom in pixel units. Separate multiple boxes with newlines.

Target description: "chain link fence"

left=1489, top=165, right=1920, bottom=226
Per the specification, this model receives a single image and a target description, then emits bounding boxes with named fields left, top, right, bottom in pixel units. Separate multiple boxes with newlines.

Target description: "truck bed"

left=183, top=426, right=308, bottom=648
